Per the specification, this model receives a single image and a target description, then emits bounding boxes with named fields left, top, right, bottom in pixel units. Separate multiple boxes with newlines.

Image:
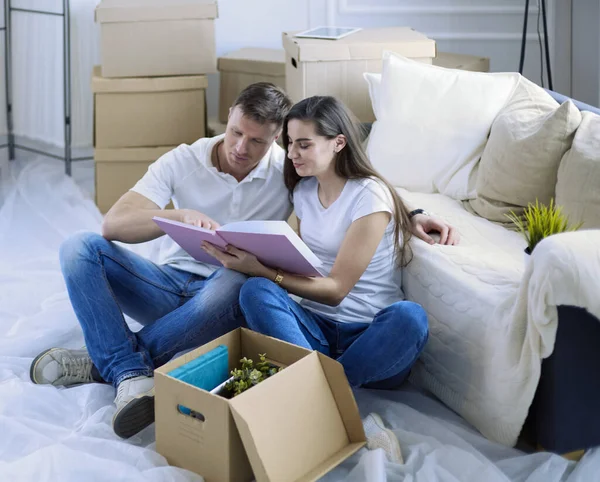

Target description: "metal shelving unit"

left=2, top=0, right=92, bottom=176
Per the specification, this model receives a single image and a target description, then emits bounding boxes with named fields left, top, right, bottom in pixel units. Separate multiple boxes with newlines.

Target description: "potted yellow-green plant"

left=506, top=199, right=583, bottom=265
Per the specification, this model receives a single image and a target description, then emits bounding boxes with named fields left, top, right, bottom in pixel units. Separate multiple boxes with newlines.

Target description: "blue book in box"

left=169, top=345, right=229, bottom=415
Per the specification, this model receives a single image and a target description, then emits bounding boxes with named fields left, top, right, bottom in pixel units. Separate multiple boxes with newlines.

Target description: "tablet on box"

left=293, top=26, right=362, bottom=40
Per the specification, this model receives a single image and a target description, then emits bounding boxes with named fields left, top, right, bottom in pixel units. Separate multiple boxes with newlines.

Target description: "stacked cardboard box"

left=92, top=0, right=217, bottom=213
left=282, top=27, right=437, bottom=123
left=433, top=52, right=490, bottom=72
left=217, top=48, right=286, bottom=124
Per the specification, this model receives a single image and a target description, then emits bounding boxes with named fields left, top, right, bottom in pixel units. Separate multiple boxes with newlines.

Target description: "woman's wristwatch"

left=273, top=270, right=284, bottom=285
left=409, top=209, right=430, bottom=218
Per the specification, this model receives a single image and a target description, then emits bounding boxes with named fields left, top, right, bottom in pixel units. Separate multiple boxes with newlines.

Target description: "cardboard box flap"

left=313, top=352, right=367, bottom=443
left=240, top=328, right=312, bottom=366
left=94, top=146, right=174, bottom=162
left=218, top=48, right=285, bottom=76
left=229, top=351, right=365, bottom=482
left=95, top=0, right=217, bottom=24
left=294, top=444, right=366, bottom=482
left=92, top=66, right=208, bottom=93
left=282, top=27, right=436, bottom=62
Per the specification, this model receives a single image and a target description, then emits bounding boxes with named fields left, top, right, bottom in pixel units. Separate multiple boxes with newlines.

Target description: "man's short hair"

left=232, top=82, right=293, bottom=129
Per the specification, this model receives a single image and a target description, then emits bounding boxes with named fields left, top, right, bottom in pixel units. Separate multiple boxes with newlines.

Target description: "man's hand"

left=410, top=213, right=460, bottom=246
left=179, top=209, right=221, bottom=230
left=201, top=243, right=269, bottom=277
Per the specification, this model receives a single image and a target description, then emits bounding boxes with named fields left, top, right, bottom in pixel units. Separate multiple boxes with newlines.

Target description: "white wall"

left=572, top=0, right=600, bottom=106
left=0, top=0, right=570, bottom=147
left=320, top=0, right=563, bottom=89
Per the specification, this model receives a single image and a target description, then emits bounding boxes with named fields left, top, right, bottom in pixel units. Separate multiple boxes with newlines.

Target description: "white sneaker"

left=112, top=375, right=155, bottom=439
left=363, top=412, right=404, bottom=464
left=30, top=348, right=95, bottom=386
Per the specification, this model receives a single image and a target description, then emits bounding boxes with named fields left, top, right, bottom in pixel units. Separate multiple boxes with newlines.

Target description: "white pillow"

left=363, top=72, right=382, bottom=119
left=365, top=51, right=520, bottom=200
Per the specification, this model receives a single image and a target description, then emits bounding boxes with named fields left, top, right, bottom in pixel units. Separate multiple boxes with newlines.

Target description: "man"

left=29, top=83, right=458, bottom=439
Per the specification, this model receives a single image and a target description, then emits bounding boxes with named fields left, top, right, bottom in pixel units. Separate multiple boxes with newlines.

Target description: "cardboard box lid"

left=282, top=27, right=436, bottom=62
left=94, top=146, right=174, bottom=162
left=229, top=350, right=366, bottom=482
left=95, top=0, right=218, bottom=23
left=91, top=66, right=208, bottom=93
left=218, top=48, right=285, bottom=76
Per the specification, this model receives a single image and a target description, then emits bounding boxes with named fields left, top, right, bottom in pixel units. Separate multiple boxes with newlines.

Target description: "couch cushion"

left=556, top=111, right=600, bottom=229
left=365, top=52, right=519, bottom=200
left=468, top=76, right=582, bottom=223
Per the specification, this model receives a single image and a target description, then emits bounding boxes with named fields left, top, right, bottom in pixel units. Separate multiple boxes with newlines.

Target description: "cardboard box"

left=287, top=212, right=299, bottom=233
left=95, top=0, right=218, bottom=78
left=207, top=117, right=284, bottom=149
left=207, top=118, right=227, bottom=137
left=218, top=48, right=286, bottom=123
left=94, top=146, right=173, bottom=213
left=155, top=328, right=366, bottom=482
left=433, top=52, right=490, bottom=72
left=92, top=66, right=208, bottom=149
left=282, top=27, right=436, bottom=122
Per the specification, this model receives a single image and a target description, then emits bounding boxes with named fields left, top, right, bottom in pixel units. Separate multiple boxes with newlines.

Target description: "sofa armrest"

left=528, top=230, right=600, bottom=357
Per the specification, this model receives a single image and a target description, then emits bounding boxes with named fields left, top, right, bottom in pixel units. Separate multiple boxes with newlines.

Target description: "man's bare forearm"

left=101, top=206, right=182, bottom=244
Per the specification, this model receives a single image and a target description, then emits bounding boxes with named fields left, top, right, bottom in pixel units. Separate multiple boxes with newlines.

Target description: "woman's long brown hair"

left=282, top=96, right=413, bottom=267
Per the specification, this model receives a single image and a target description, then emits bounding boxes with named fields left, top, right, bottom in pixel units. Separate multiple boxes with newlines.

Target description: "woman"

left=201, top=95, right=455, bottom=391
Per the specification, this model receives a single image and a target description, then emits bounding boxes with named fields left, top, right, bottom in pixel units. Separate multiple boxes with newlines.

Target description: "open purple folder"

left=153, top=217, right=324, bottom=277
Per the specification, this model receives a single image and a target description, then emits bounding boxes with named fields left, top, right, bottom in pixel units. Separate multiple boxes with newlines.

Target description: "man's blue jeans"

left=239, top=277, right=429, bottom=389
left=59, top=232, right=247, bottom=387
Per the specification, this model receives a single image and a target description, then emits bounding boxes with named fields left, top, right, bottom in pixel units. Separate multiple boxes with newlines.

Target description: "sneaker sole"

left=30, top=347, right=60, bottom=384
left=112, top=391, right=155, bottom=439
left=367, top=413, right=403, bottom=464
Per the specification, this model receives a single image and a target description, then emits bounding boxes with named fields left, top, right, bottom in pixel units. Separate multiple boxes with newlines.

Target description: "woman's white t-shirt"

left=293, top=177, right=404, bottom=323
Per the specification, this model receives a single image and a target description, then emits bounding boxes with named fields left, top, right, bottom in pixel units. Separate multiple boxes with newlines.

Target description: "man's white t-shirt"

left=293, top=177, right=404, bottom=323
left=131, top=135, right=292, bottom=277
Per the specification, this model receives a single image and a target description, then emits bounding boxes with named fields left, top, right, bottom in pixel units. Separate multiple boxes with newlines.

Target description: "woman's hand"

left=179, top=209, right=221, bottom=230
left=201, top=242, right=271, bottom=277
left=410, top=213, right=460, bottom=246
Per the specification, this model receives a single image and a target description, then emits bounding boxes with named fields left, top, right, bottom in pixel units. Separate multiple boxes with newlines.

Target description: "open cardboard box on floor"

left=155, top=328, right=366, bottom=482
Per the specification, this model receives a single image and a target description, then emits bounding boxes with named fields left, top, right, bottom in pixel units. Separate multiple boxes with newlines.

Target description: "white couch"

left=364, top=52, right=600, bottom=451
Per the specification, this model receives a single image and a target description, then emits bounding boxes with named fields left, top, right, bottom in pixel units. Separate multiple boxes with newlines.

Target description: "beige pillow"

left=556, top=111, right=600, bottom=229
left=468, top=76, right=582, bottom=223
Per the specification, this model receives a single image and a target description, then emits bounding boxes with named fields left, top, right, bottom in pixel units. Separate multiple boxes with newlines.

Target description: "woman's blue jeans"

left=239, top=277, right=429, bottom=389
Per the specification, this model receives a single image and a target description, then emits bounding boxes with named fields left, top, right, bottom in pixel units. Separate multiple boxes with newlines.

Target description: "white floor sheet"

left=1, top=157, right=599, bottom=482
